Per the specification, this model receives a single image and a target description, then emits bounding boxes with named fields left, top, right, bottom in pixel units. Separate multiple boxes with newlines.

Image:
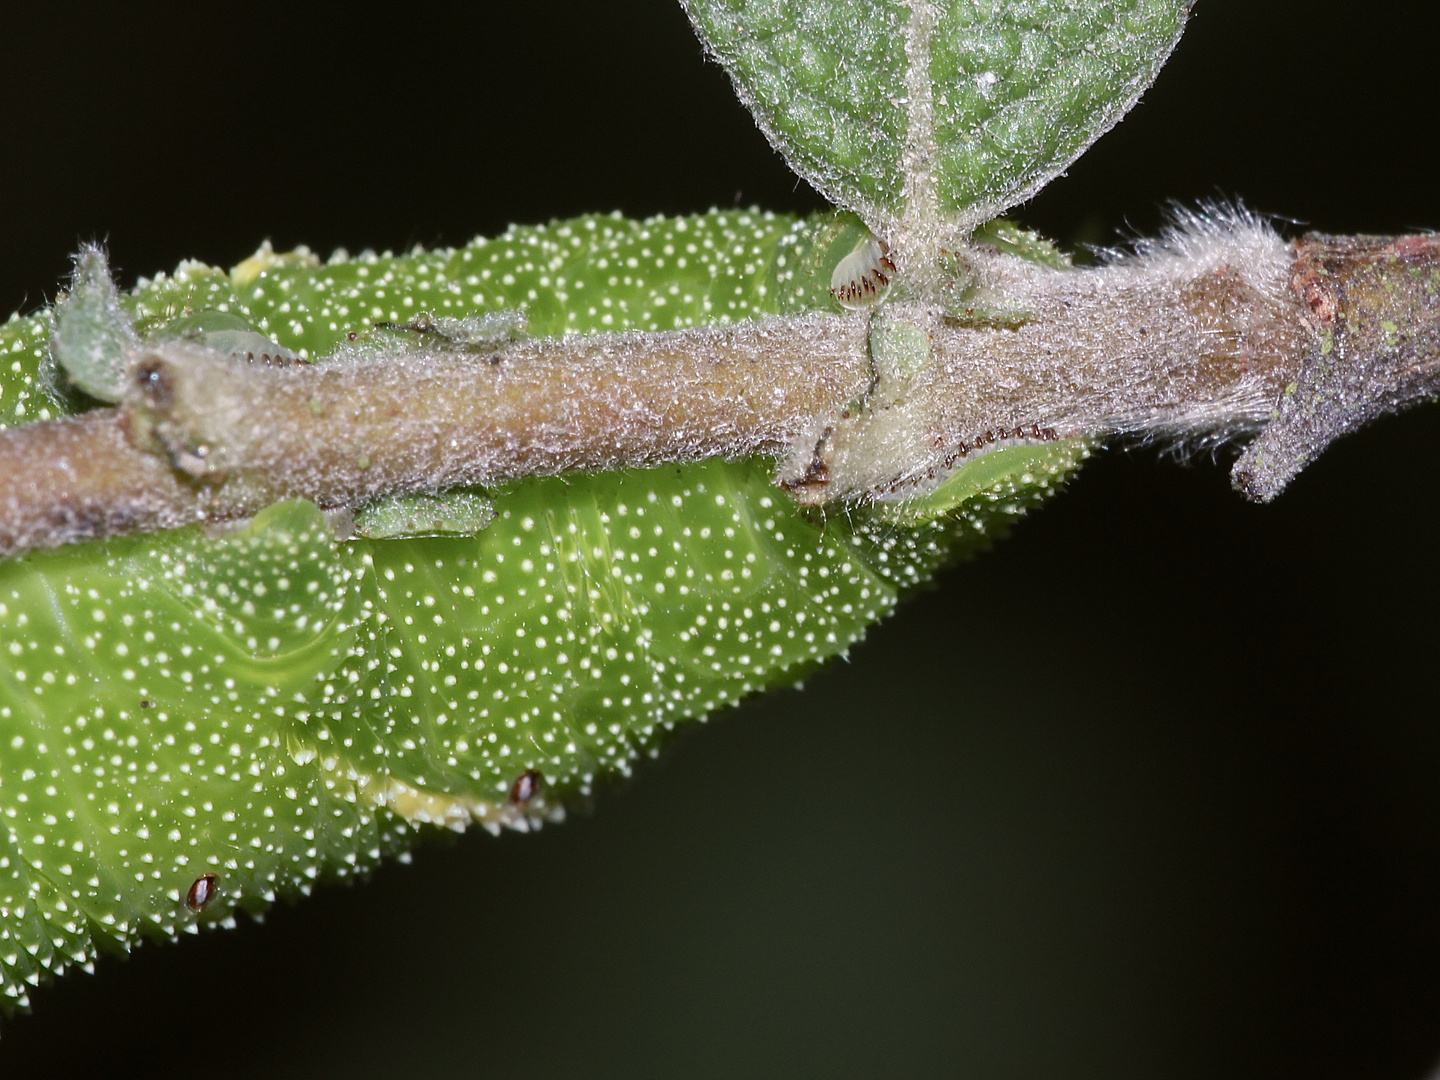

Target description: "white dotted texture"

left=0, top=210, right=1080, bottom=1010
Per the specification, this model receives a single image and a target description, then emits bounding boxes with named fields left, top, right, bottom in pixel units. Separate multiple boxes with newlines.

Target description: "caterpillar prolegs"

left=0, top=210, right=1084, bottom=1010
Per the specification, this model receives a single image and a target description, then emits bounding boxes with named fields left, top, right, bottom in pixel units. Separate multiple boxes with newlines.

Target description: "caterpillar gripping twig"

left=0, top=211, right=1085, bottom=1011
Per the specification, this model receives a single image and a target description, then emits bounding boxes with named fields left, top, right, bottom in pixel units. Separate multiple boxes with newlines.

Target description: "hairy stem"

left=5, top=221, right=1440, bottom=561
left=0, top=411, right=202, bottom=559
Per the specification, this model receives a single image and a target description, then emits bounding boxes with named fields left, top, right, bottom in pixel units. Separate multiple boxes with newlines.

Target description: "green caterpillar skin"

left=0, top=210, right=1083, bottom=1011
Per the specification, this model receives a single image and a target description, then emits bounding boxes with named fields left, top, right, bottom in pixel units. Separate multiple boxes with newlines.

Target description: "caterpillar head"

left=830, top=235, right=895, bottom=310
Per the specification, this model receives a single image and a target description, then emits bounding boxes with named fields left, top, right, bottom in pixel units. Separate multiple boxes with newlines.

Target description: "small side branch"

left=1233, top=234, right=1440, bottom=501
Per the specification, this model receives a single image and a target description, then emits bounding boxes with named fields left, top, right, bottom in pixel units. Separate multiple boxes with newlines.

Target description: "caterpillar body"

left=0, top=209, right=1083, bottom=1010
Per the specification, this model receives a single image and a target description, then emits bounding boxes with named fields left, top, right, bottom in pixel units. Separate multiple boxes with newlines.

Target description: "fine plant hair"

left=4, top=201, right=1437, bottom=554
left=0, top=211, right=1310, bottom=557
left=717, top=204, right=1304, bottom=506
left=1095, top=201, right=1304, bottom=458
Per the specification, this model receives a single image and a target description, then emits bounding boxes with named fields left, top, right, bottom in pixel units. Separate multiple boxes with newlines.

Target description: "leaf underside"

left=682, top=0, right=1188, bottom=235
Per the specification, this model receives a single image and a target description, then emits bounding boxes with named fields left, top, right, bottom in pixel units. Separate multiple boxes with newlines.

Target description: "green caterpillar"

left=0, top=209, right=1083, bottom=1011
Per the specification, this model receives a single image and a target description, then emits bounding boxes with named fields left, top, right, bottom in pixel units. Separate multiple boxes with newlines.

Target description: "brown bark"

left=3, top=229, right=1439, bottom=561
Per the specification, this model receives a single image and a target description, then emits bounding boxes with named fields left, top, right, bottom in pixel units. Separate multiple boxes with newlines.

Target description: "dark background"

left=2, top=2, right=1439, bottom=1076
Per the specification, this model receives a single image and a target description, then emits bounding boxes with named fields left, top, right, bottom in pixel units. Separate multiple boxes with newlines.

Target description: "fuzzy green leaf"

left=682, top=0, right=1189, bottom=237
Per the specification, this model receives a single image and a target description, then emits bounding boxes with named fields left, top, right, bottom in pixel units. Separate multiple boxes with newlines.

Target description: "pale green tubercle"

left=48, top=247, right=136, bottom=404
left=0, top=209, right=1085, bottom=1012
left=350, top=491, right=496, bottom=540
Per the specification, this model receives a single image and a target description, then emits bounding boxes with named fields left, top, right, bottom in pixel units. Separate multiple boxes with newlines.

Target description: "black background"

left=2, top=2, right=1439, bottom=1077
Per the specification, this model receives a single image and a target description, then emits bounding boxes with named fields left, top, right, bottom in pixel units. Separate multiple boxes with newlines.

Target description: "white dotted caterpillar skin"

left=0, top=210, right=1085, bottom=1012
left=829, top=234, right=895, bottom=310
